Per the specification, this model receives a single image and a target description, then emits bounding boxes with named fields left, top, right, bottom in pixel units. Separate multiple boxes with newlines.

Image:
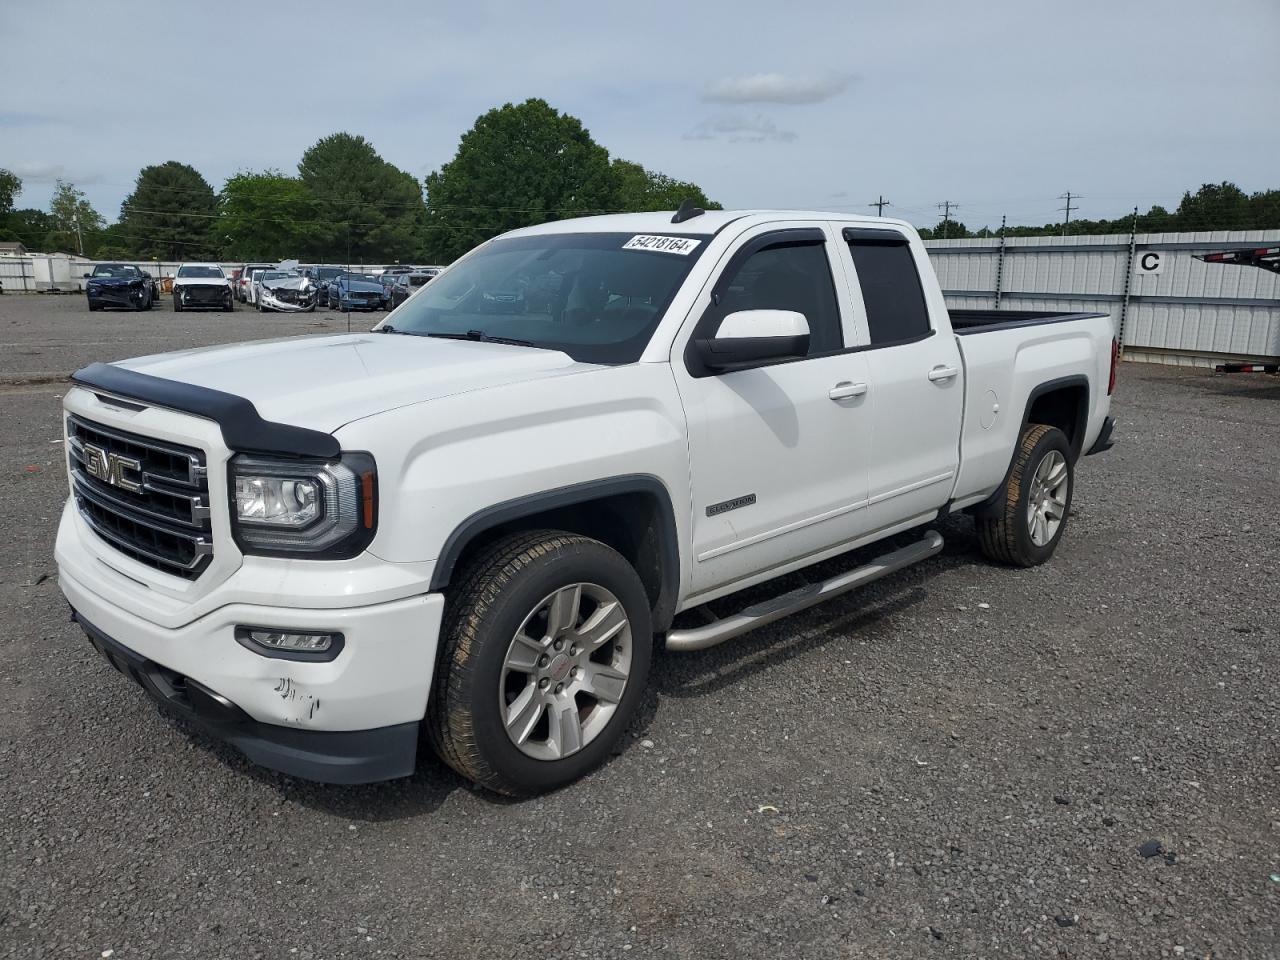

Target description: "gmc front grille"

left=67, top=415, right=213, bottom=580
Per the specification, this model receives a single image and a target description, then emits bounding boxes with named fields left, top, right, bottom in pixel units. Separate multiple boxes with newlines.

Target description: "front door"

left=674, top=225, right=874, bottom=597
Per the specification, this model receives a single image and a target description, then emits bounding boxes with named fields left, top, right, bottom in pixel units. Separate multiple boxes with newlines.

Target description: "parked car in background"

left=249, top=269, right=292, bottom=306
left=327, top=272, right=388, bottom=311
left=236, top=263, right=274, bottom=303
left=172, top=263, right=234, bottom=312
left=258, top=273, right=319, bottom=313
left=84, top=264, right=156, bottom=312
left=386, top=270, right=436, bottom=309
left=304, top=265, right=344, bottom=297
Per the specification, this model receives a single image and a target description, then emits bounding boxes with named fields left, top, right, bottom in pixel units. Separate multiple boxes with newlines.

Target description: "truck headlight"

left=229, top=452, right=377, bottom=558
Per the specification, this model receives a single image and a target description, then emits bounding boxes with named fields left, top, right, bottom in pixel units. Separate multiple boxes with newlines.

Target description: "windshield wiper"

left=426, top=329, right=541, bottom=349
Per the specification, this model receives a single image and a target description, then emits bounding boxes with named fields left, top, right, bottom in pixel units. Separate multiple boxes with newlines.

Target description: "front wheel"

left=429, top=531, right=652, bottom=795
left=975, top=423, right=1073, bottom=567
left=172, top=294, right=183, bottom=312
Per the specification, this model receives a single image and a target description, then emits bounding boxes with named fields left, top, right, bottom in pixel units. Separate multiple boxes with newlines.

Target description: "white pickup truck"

left=56, top=207, right=1117, bottom=794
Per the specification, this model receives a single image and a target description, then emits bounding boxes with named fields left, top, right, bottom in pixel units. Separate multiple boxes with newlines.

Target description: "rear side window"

left=846, top=239, right=931, bottom=345
left=716, top=240, right=842, bottom=355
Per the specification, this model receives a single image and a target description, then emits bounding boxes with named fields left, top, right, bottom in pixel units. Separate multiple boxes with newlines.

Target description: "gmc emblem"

left=83, top=442, right=143, bottom=493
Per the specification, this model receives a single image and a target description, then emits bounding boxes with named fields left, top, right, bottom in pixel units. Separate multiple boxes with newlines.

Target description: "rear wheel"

left=976, top=423, right=1073, bottom=567
left=429, top=531, right=652, bottom=795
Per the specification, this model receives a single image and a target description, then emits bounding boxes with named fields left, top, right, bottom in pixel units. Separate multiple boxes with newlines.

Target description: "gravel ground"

left=0, top=294, right=1277, bottom=959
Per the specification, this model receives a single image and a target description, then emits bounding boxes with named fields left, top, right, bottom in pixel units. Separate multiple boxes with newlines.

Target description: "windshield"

left=386, top=232, right=704, bottom=364
left=257, top=271, right=290, bottom=282
left=313, top=267, right=342, bottom=280
left=92, top=264, right=139, bottom=278
left=177, top=265, right=224, bottom=278
left=340, top=273, right=379, bottom=283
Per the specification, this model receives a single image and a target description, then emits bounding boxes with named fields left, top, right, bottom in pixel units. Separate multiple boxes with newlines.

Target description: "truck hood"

left=114, top=334, right=598, bottom=434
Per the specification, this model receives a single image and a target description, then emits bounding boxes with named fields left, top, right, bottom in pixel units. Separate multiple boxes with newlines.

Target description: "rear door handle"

left=829, top=381, right=868, bottom=401
left=927, top=365, right=959, bottom=383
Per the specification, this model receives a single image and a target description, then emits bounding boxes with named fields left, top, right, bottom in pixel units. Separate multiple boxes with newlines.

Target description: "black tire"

left=428, top=530, right=652, bottom=796
left=976, top=423, right=1074, bottom=567
left=172, top=295, right=183, bottom=312
left=87, top=299, right=100, bottom=312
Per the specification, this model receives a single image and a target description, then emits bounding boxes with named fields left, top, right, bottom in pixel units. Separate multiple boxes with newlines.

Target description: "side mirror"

left=83, top=273, right=91, bottom=279
left=694, top=309, right=810, bottom=373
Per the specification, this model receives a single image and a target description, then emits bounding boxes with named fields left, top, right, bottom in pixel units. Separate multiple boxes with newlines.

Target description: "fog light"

left=251, top=630, right=332, bottom=651
left=235, top=626, right=345, bottom=661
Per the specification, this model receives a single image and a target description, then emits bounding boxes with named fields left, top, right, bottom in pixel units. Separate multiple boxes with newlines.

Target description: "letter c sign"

left=1135, top=251, right=1164, bottom=275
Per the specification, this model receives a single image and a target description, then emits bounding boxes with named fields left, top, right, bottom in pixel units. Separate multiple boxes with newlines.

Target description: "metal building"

left=926, top=230, right=1280, bottom=366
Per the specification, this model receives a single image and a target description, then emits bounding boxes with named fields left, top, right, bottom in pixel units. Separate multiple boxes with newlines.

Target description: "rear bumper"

left=74, top=612, right=419, bottom=783
left=1085, top=415, right=1116, bottom=456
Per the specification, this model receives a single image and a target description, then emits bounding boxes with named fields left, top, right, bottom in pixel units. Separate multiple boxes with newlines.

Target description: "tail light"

left=1108, top=337, right=1119, bottom=395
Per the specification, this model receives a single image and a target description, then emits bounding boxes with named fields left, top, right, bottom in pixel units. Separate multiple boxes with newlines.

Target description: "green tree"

left=298, top=133, right=424, bottom=263
left=920, top=218, right=970, bottom=240
left=1174, top=182, right=1251, bottom=231
left=118, top=161, right=217, bottom=260
left=215, top=170, right=315, bottom=261
left=0, top=168, right=21, bottom=217
left=0, top=207, right=53, bottom=249
left=611, top=159, right=720, bottom=213
left=424, top=99, right=619, bottom=262
left=48, top=180, right=105, bottom=254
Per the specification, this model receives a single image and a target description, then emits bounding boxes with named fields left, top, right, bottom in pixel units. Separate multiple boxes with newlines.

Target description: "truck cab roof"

left=503, top=210, right=915, bottom=239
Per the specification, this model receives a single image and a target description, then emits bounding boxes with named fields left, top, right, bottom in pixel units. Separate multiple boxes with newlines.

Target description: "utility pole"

left=1058, top=191, right=1080, bottom=236
left=937, top=200, right=959, bottom=239
left=869, top=195, right=890, bottom=217
left=73, top=214, right=84, bottom=256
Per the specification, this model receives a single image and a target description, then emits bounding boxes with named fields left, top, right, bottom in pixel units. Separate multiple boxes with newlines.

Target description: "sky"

left=3, top=0, right=1278, bottom=231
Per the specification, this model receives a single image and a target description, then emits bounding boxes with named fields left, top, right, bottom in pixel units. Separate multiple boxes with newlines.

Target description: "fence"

left=0, top=257, right=34, bottom=292
left=925, top=230, right=1280, bottom=366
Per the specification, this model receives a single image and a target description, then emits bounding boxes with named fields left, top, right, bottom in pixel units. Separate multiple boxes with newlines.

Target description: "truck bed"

left=949, top=309, right=1108, bottom=335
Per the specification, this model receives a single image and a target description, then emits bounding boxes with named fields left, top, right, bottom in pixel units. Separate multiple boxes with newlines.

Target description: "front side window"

left=387, top=232, right=705, bottom=364
left=847, top=240, right=931, bottom=345
left=712, top=239, right=843, bottom=355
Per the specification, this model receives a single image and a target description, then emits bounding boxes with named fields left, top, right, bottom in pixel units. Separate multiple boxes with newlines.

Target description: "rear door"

left=673, top=223, right=873, bottom=596
left=838, top=228, right=963, bottom=532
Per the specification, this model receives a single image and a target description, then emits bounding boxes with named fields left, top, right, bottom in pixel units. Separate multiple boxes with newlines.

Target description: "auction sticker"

left=622, top=235, right=701, bottom=255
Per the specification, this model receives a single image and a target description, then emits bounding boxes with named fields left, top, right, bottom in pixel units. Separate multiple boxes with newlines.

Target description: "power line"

left=868, top=195, right=890, bottom=217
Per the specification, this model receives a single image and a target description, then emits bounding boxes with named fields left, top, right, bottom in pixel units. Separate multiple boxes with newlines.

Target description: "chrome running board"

left=665, top=531, right=944, bottom=652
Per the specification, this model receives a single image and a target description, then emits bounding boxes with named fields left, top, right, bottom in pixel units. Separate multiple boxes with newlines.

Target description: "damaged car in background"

left=83, top=264, right=157, bottom=312
left=257, top=267, right=319, bottom=313
left=172, top=263, right=234, bottom=312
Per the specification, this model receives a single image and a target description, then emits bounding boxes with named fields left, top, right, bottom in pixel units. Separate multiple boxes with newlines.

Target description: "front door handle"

left=927, top=365, right=959, bottom=383
left=829, top=381, right=868, bottom=401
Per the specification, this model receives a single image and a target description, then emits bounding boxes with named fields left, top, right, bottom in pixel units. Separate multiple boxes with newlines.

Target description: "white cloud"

left=703, top=73, right=851, bottom=105
left=9, top=162, right=102, bottom=185
left=684, top=114, right=797, bottom=143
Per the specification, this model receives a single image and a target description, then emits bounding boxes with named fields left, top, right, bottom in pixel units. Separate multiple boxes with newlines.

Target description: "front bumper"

left=87, top=286, right=146, bottom=308
left=339, top=296, right=386, bottom=311
left=74, top=612, right=421, bottom=783
left=176, top=285, right=232, bottom=308
left=58, top=560, right=445, bottom=783
left=261, top=290, right=318, bottom=312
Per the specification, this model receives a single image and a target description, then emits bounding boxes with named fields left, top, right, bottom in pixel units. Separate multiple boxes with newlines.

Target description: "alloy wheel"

left=1026, top=449, right=1069, bottom=546
left=498, top=582, right=632, bottom=761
